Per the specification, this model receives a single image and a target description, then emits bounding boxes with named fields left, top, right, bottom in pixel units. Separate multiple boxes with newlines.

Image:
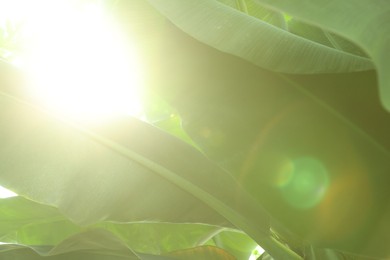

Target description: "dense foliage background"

left=1, top=0, right=389, bottom=259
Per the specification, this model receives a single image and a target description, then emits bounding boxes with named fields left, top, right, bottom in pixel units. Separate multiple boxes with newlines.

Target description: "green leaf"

left=0, top=66, right=228, bottom=227
left=252, top=0, right=390, bottom=110
left=146, top=0, right=373, bottom=74
left=0, top=197, right=256, bottom=260
left=0, top=229, right=140, bottom=259
left=0, top=197, right=64, bottom=243
left=0, top=61, right=299, bottom=258
left=99, top=223, right=229, bottom=256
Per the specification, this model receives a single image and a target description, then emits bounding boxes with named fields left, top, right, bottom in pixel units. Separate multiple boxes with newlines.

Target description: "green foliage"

left=1, top=0, right=390, bottom=259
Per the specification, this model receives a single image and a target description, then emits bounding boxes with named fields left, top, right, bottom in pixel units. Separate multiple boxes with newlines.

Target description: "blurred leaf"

left=146, top=21, right=390, bottom=258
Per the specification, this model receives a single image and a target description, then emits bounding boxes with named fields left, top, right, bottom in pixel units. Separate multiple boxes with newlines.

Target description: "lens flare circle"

left=278, top=157, right=329, bottom=209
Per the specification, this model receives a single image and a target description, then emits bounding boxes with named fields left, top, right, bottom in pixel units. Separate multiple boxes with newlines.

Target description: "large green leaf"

left=145, top=21, right=390, bottom=258
left=252, top=0, right=390, bottom=110
left=0, top=60, right=302, bottom=258
left=0, top=94, right=227, bottom=227
left=146, top=0, right=373, bottom=74
left=0, top=62, right=227, bottom=226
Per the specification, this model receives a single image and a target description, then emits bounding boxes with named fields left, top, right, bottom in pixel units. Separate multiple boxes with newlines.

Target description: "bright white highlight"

left=248, top=245, right=265, bottom=260
left=2, top=0, right=143, bottom=122
left=0, top=186, right=17, bottom=198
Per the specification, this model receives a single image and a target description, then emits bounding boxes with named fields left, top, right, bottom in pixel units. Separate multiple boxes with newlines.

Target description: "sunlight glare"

left=248, top=245, right=265, bottom=260
left=9, top=0, right=143, bottom=122
left=0, top=185, right=17, bottom=198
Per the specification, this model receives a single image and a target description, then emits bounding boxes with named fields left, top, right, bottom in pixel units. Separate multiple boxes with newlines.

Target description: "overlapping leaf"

left=252, top=0, right=390, bottom=110
left=0, top=197, right=256, bottom=259
left=146, top=0, right=373, bottom=74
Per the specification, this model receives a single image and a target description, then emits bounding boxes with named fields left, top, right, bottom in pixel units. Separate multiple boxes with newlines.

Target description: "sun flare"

left=0, top=186, right=17, bottom=198
left=2, top=0, right=143, bottom=122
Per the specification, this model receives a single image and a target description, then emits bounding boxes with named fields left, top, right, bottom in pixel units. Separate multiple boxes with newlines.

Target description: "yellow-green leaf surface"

left=146, top=0, right=373, bottom=74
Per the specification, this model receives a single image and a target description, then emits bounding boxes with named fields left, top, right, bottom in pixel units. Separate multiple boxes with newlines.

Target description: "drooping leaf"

left=252, top=0, right=390, bottom=110
left=146, top=0, right=373, bottom=74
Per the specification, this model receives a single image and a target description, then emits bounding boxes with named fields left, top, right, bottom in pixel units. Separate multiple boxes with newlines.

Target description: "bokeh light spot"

left=278, top=157, right=329, bottom=209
